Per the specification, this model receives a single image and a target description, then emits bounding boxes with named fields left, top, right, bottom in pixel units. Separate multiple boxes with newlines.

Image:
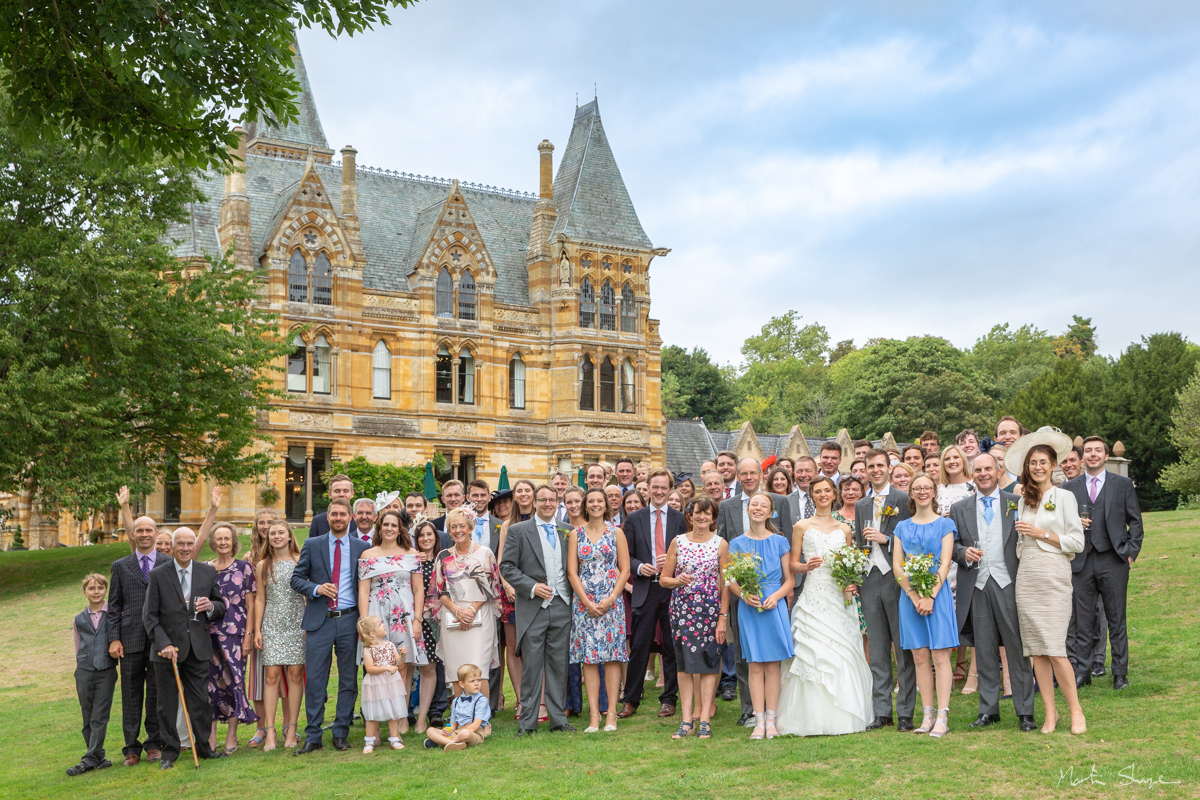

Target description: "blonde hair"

left=939, top=444, right=971, bottom=485
left=445, top=506, right=473, bottom=533
left=81, top=573, right=109, bottom=591
left=357, top=615, right=385, bottom=646
left=209, top=522, right=240, bottom=557
left=457, top=663, right=483, bottom=682
left=251, top=509, right=278, bottom=564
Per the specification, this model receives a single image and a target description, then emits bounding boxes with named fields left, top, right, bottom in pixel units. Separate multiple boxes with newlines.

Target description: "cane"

left=172, top=658, right=202, bottom=770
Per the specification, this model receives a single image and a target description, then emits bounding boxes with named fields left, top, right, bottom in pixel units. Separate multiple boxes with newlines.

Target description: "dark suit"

left=621, top=505, right=687, bottom=708
left=949, top=491, right=1035, bottom=716
left=142, top=560, right=226, bottom=762
left=1063, top=472, right=1143, bottom=679
left=108, top=550, right=171, bottom=756
left=309, top=511, right=357, bottom=538
left=74, top=607, right=118, bottom=767
left=291, top=532, right=371, bottom=743
left=853, top=489, right=916, bottom=720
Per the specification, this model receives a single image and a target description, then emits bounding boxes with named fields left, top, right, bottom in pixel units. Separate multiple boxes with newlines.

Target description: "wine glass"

left=190, top=595, right=200, bottom=624
left=1079, top=503, right=1091, bottom=530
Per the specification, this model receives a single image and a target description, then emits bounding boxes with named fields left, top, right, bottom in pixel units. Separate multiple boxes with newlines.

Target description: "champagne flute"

left=190, top=594, right=200, bottom=624
left=1079, top=502, right=1091, bottom=530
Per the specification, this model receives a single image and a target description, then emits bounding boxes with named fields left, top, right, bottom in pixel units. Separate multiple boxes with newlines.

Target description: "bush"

left=324, top=457, right=426, bottom=504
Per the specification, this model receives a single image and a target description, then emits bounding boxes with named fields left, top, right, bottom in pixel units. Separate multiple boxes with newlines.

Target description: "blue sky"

left=299, top=0, right=1200, bottom=365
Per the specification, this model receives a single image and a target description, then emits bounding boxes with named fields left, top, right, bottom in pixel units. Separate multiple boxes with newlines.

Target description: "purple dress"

left=208, top=559, right=259, bottom=724
left=568, top=525, right=629, bottom=665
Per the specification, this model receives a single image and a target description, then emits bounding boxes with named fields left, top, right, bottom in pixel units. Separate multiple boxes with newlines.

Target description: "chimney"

left=219, top=126, right=252, bottom=267
left=340, top=146, right=357, bottom=219
left=225, top=126, right=247, bottom=197
left=538, top=140, right=554, bottom=199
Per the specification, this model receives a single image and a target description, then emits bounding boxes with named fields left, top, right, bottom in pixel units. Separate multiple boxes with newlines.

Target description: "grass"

left=2, top=514, right=1198, bottom=799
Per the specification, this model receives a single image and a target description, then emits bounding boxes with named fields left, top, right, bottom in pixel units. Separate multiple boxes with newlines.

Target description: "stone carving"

left=556, top=425, right=643, bottom=444
left=437, top=420, right=477, bottom=437
left=494, top=308, right=540, bottom=325
left=291, top=411, right=334, bottom=430
left=559, top=253, right=571, bottom=285
left=364, top=294, right=418, bottom=312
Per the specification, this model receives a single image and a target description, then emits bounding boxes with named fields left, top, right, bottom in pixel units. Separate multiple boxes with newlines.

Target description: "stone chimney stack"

left=538, top=139, right=554, bottom=199
left=527, top=139, right=559, bottom=308
left=340, top=146, right=358, bottom=219
left=219, top=127, right=252, bottom=267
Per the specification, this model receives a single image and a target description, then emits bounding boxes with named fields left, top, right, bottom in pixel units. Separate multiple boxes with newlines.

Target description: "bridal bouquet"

left=828, top=545, right=870, bottom=606
left=899, top=553, right=938, bottom=598
left=723, top=552, right=766, bottom=612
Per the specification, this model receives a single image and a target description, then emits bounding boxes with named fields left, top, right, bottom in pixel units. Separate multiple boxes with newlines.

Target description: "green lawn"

left=2, top=514, right=1197, bottom=799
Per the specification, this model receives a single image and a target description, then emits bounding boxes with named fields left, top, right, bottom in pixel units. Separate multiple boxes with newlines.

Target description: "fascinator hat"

left=374, top=490, right=400, bottom=514
left=1003, top=426, right=1073, bottom=477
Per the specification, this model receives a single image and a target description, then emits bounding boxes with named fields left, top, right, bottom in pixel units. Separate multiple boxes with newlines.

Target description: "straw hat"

left=1004, top=426, right=1073, bottom=476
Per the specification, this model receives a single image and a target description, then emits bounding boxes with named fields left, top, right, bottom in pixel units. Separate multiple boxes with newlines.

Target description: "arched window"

left=436, top=346, right=453, bottom=403
left=312, top=335, right=332, bottom=395
left=620, top=358, right=636, bottom=413
left=372, top=340, right=391, bottom=399
left=599, top=280, right=616, bottom=331
left=458, top=350, right=475, bottom=405
left=579, top=278, right=595, bottom=329
left=458, top=271, right=476, bottom=321
left=436, top=268, right=454, bottom=318
left=313, top=252, right=333, bottom=306
left=288, top=250, right=308, bottom=303
left=599, top=356, right=616, bottom=412
left=579, top=355, right=595, bottom=411
left=287, top=334, right=307, bottom=392
left=621, top=284, right=637, bottom=332
left=509, top=353, right=526, bottom=409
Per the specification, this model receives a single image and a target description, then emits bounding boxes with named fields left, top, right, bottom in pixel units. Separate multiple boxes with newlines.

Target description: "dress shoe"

left=865, top=716, right=893, bottom=731
left=1091, top=663, right=1106, bottom=678
left=122, top=754, right=140, bottom=767
left=159, top=760, right=175, bottom=771
left=293, top=741, right=323, bottom=755
left=549, top=724, right=577, bottom=732
left=428, top=714, right=444, bottom=728
left=721, top=686, right=738, bottom=702
left=515, top=728, right=537, bottom=737
left=896, top=717, right=914, bottom=732
left=199, top=748, right=227, bottom=759
left=1113, top=675, right=1129, bottom=690
left=95, top=759, right=112, bottom=770
left=332, top=737, right=350, bottom=751
left=1075, top=673, right=1091, bottom=689
left=65, top=762, right=92, bottom=777
left=658, top=703, right=676, bottom=718
left=737, top=712, right=753, bottom=727
left=145, top=749, right=162, bottom=762
left=1018, top=715, right=1037, bottom=732
left=969, top=713, right=1001, bottom=728
left=616, top=702, right=637, bottom=719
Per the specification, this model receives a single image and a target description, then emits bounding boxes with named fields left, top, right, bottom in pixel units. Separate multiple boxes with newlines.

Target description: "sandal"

left=282, top=723, right=298, bottom=749
left=363, top=736, right=376, bottom=754
left=538, top=704, right=549, bottom=723
left=697, top=721, right=712, bottom=739
left=765, top=710, right=779, bottom=740
left=929, top=708, right=949, bottom=738
left=248, top=728, right=268, bottom=749
left=915, top=705, right=936, bottom=735
left=261, top=727, right=278, bottom=753
left=749, top=713, right=765, bottom=740
left=671, top=721, right=694, bottom=740
left=388, top=736, right=404, bottom=750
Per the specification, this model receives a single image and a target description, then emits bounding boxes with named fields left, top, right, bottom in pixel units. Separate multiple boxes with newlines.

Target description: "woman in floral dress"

left=661, top=495, right=727, bottom=739
left=567, top=488, right=631, bottom=733
left=205, top=522, right=258, bottom=753
left=434, top=507, right=502, bottom=697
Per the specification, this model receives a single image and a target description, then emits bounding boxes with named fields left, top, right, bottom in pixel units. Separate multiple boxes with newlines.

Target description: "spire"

left=246, top=36, right=335, bottom=163
left=551, top=100, right=651, bottom=250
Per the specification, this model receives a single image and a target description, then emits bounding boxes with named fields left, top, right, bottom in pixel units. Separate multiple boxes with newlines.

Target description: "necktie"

left=541, top=523, right=557, bottom=550
left=654, top=509, right=665, bottom=558
left=982, top=496, right=995, bottom=526
left=141, top=554, right=151, bottom=582
left=1089, top=477, right=1099, bottom=503
left=474, top=517, right=487, bottom=543
left=873, top=495, right=885, bottom=524
left=330, top=538, right=341, bottom=610
left=724, top=486, right=732, bottom=500
left=179, top=567, right=190, bottom=602
left=803, top=493, right=814, bottom=518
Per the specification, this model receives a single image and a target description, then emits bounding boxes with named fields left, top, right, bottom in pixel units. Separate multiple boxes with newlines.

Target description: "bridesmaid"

left=412, top=520, right=443, bottom=733
left=892, top=473, right=959, bottom=738
left=245, top=508, right=278, bottom=747
left=567, top=488, right=631, bottom=733
left=660, top=496, right=727, bottom=739
left=723, top=492, right=795, bottom=740
left=205, top=522, right=258, bottom=754
left=936, top=445, right=974, bottom=685
left=253, top=521, right=305, bottom=750
left=358, top=509, right=427, bottom=734
left=1006, top=435, right=1087, bottom=735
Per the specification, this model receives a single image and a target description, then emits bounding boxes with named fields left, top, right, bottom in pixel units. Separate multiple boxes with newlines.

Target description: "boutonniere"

left=1006, top=500, right=1018, bottom=514
left=881, top=506, right=898, bottom=518
left=1043, top=500, right=1056, bottom=511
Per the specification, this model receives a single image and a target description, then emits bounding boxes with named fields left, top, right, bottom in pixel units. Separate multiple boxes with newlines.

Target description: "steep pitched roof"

left=552, top=100, right=652, bottom=250
left=245, top=38, right=330, bottom=152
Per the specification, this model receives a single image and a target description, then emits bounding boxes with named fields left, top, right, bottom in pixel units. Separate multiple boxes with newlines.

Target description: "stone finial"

left=538, top=140, right=555, bottom=199
left=1113, top=440, right=1126, bottom=457
left=836, top=428, right=853, bottom=473
left=881, top=432, right=898, bottom=452
left=730, top=421, right=765, bottom=463
left=782, top=425, right=812, bottom=460
left=340, top=146, right=357, bottom=218
left=1073, top=435, right=1084, bottom=447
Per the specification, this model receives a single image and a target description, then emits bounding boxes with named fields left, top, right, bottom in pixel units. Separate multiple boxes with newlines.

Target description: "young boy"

left=424, top=664, right=491, bottom=751
left=68, top=573, right=118, bottom=776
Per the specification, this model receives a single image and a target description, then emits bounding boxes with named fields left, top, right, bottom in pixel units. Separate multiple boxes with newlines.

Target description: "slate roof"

left=552, top=101, right=652, bottom=250
left=664, top=418, right=860, bottom=473
left=244, top=39, right=330, bottom=152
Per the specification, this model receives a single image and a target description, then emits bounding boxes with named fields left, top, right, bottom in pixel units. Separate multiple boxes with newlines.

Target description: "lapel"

left=1101, top=475, right=1115, bottom=525
left=880, top=490, right=901, bottom=539
left=961, top=495, right=981, bottom=546
left=314, top=534, right=332, bottom=581
left=168, top=561, right=187, bottom=607
left=527, top=522, right=548, bottom=573
left=999, top=492, right=1015, bottom=546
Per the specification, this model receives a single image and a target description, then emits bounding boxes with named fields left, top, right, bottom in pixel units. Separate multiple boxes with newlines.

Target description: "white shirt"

left=1085, top=469, right=1107, bottom=500
left=867, top=483, right=891, bottom=499
left=740, top=493, right=751, bottom=535
left=822, top=470, right=842, bottom=486
left=175, top=560, right=194, bottom=601
left=648, top=503, right=670, bottom=561
left=725, top=480, right=737, bottom=499
left=868, top=495, right=892, bottom=575
left=471, top=512, right=490, bottom=546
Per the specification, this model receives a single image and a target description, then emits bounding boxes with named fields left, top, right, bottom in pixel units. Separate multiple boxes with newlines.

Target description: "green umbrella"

left=497, top=465, right=510, bottom=491
left=577, top=467, right=585, bottom=487
left=422, top=461, right=437, bottom=501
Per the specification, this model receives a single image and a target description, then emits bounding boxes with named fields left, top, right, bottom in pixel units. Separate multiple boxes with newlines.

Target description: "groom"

left=854, top=449, right=916, bottom=731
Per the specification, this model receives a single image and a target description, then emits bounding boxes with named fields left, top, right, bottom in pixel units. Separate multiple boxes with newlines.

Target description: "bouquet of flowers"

left=828, top=545, right=870, bottom=606
left=723, top=551, right=766, bottom=612
left=899, top=553, right=938, bottom=598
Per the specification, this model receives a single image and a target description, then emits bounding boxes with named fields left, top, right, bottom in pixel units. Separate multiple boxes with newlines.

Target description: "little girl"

left=358, top=615, right=408, bottom=752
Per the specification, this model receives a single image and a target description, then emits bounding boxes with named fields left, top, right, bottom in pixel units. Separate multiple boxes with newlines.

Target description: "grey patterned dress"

left=261, top=559, right=306, bottom=666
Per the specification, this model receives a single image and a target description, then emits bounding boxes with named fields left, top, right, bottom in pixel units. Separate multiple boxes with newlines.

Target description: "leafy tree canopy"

left=1160, top=366, right=1200, bottom=500
left=660, top=345, right=735, bottom=426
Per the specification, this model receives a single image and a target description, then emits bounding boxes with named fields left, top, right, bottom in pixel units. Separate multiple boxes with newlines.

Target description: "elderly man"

left=352, top=498, right=377, bottom=543
left=142, top=527, right=227, bottom=769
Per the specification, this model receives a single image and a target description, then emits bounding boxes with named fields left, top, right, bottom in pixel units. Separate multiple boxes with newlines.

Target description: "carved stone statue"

left=558, top=253, right=571, bottom=285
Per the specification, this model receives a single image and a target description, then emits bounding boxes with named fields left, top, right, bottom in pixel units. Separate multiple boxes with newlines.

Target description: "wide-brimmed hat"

left=374, top=490, right=400, bottom=513
left=1004, top=426, right=1073, bottom=476
left=488, top=489, right=513, bottom=512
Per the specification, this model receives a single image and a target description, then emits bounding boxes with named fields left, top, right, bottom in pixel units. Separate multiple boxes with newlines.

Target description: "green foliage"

left=1006, top=356, right=1105, bottom=438
left=967, top=323, right=1055, bottom=408
left=10, top=524, right=23, bottom=549
left=660, top=345, right=735, bottom=426
left=660, top=371, right=691, bottom=419
left=326, top=456, right=424, bottom=504
left=0, top=123, right=289, bottom=517
left=728, top=312, right=832, bottom=433
left=739, top=311, right=829, bottom=366
left=1097, top=334, right=1200, bottom=511
left=1053, top=314, right=1099, bottom=358
left=1161, top=367, right=1200, bottom=499
left=0, top=2, right=414, bottom=171
left=888, top=370, right=996, bottom=442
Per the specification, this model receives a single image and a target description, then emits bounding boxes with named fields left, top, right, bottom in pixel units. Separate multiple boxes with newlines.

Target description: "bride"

left=776, top=476, right=873, bottom=736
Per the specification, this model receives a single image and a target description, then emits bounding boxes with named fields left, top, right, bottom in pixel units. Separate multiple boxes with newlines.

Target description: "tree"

left=660, top=345, right=735, bottom=427
left=729, top=312, right=831, bottom=433
left=1096, top=333, right=1199, bottom=511
left=660, top=371, right=691, bottom=419
left=1052, top=315, right=1098, bottom=359
left=0, top=1, right=412, bottom=170
left=739, top=311, right=829, bottom=366
left=887, top=371, right=995, bottom=442
left=1160, top=366, right=1200, bottom=499
left=1006, top=356, right=1105, bottom=439
left=0, top=125, right=289, bottom=517
left=967, top=323, right=1055, bottom=409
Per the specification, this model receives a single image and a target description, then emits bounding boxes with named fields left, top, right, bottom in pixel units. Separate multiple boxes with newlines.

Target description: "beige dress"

left=431, top=545, right=501, bottom=678
left=1014, top=486, right=1085, bottom=657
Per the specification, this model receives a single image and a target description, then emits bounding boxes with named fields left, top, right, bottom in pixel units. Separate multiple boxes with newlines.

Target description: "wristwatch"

left=1043, top=532, right=1050, bottom=541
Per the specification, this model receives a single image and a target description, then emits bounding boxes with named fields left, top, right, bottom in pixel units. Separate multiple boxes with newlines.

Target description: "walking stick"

left=172, top=658, right=202, bottom=770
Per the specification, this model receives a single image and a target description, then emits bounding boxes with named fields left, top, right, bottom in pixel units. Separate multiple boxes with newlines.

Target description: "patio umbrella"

left=577, top=467, right=585, bottom=487
left=497, top=465, right=510, bottom=491
left=422, top=461, right=437, bottom=501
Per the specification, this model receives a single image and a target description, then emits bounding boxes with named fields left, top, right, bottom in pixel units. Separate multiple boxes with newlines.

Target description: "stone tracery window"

left=621, top=283, right=637, bottom=332
left=599, top=280, right=616, bottom=331
left=436, top=268, right=454, bottom=318
left=458, top=271, right=476, bottom=321
left=579, top=355, right=595, bottom=411
left=580, top=278, right=596, bottom=329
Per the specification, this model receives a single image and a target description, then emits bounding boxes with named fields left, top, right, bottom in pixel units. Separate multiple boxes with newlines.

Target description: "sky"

left=298, top=0, right=1200, bottom=366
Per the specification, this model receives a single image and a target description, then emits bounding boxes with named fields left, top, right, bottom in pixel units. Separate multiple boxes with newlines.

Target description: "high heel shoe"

left=1041, top=710, right=1059, bottom=734
left=282, top=723, right=297, bottom=749
left=765, top=710, right=779, bottom=740
left=749, top=713, right=766, bottom=740
left=603, top=714, right=618, bottom=732
left=261, top=727, right=278, bottom=752
left=961, top=674, right=978, bottom=695
left=914, top=706, right=936, bottom=734
left=929, top=708, right=949, bottom=738
left=1070, top=711, right=1086, bottom=736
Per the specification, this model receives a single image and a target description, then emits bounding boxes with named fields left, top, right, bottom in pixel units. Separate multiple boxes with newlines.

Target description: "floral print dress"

left=568, top=524, right=628, bottom=664
left=360, top=554, right=428, bottom=665
left=208, top=559, right=259, bottom=724
left=668, top=534, right=722, bottom=674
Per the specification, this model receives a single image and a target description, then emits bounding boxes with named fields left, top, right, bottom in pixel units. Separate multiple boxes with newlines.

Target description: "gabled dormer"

left=411, top=180, right=497, bottom=324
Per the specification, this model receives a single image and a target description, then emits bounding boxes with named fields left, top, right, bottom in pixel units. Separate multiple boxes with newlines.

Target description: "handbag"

left=441, top=606, right=483, bottom=630
left=701, top=639, right=722, bottom=668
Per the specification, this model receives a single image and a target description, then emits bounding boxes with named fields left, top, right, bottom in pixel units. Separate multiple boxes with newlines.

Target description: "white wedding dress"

left=776, top=527, right=873, bottom=736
